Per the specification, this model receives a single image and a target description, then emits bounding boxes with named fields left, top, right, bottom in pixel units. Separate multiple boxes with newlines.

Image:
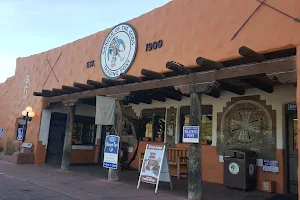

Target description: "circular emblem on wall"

left=100, top=23, right=138, bottom=79
left=249, top=164, right=255, bottom=176
left=229, top=162, right=239, bottom=175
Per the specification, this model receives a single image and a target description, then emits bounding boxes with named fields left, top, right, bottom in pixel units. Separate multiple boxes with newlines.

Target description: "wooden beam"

left=102, top=78, right=124, bottom=86
left=62, top=85, right=83, bottom=92
left=132, top=92, right=152, bottom=104
left=239, top=46, right=266, bottom=62
left=44, top=56, right=296, bottom=104
left=108, top=100, right=123, bottom=181
left=166, top=61, right=190, bottom=75
left=33, top=92, right=43, bottom=97
left=87, top=80, right=107, bottom=88
left=73, top=82, right=94, bottom=90
left=124, top=95, right=140, bottom=105
left=267, top=70, right=296, bottom=84
left=217, top=80, right=245, bottom=95
left=149, top=92, right=166, bottom=102
left=188, top=92, right=202, bottom=199
left=120, top=73, right=142, bottom=83
left=155, top=89, right=182, bottom=101
left=196, top=57, right=223, bottom=70
left=61, top=104, right=76, bottom=170
left=42, top=89, right=55, bottom=97
left=141, top=69, right=166, bottom=79
left=52, top=88, right=72, bottom=94
left=205, top=88, right=220, bottom=98
left=241, top=77, right=273, bottom=93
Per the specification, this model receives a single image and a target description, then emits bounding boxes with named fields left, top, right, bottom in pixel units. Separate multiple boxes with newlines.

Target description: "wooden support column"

left=108, top=100, right=123, bottom=181
left=61, top=100, right=78, bottom=170
left=188, top=92, right=202, bottom=199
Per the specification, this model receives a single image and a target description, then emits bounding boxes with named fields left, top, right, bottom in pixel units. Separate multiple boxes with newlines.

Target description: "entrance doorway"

left=286, top=104, right=298, bottom=194
left=46, top=113, right=67, bottom=164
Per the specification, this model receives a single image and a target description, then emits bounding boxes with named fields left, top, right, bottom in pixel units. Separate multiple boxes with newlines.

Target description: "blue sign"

left=0, top=128, right=4, bottom=138
left=263, top=160, right=279, bottom=173
left=103, top=135, right=120, bottom=169
left=17, top=128, right=23, bottom=141
left=288, top=103, right=297, bottom=111
left=183, top=126, right=199, bottom=143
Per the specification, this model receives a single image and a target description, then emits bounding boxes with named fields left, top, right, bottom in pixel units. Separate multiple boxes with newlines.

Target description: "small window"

left=179, top=106, right=213, bottom=144
left=72, top=116, right=96, bottom=145
left=141, top=108, right=166, bottom=141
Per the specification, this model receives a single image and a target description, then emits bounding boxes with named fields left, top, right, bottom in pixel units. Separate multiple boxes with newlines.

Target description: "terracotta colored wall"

left=0, top=0, right=299, bottom=195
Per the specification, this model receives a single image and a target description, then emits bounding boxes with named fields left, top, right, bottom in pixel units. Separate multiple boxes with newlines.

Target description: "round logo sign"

left=229, top=162, right=239, bottom=175
left=100, top=23, right=138, bottom=79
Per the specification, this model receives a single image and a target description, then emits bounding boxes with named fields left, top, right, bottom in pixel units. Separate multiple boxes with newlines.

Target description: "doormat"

left=266, top=194, right=297, bottom=200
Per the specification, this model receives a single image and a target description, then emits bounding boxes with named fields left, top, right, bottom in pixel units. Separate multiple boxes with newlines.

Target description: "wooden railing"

left=138, top=147, right=189, bottom=179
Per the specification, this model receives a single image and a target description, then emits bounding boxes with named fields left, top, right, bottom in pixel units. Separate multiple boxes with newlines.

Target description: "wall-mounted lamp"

left=21, top=106, right=35, bottom=143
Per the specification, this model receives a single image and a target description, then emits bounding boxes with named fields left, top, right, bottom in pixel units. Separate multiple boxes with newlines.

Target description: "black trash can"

left=223, top=148, right=257, bottom=191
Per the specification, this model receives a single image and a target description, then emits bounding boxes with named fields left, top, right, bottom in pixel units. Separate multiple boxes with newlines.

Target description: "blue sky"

left=0, top=0, right=170, bottom=83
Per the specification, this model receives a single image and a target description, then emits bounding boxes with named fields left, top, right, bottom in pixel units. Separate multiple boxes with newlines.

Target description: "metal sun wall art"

left=217, top=99, right=276, bottom=159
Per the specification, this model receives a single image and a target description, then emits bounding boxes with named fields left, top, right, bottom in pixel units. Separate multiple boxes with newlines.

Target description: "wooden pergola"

left=33, top=46, right=296, bottom=199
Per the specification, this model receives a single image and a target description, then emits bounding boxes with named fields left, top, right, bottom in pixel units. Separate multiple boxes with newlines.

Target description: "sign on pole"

left=137, top=144, right=172, bottom=193
left=183, top=126, right=199, bottom=143
left=103, top=135, right=120, bottom=169
left=17, top=128, right=23, bottom=141
left=0, top=128, right=4, bottom=138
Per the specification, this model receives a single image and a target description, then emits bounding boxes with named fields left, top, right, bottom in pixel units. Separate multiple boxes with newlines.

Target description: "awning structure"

left=34, top=46, right=297, bottom=106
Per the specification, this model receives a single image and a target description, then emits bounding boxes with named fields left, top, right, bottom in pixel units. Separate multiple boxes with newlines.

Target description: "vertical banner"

left=103, top=135, right=120, bottom=169
left=0, top=128, right=4, bottom=138
left=17, top=128, right=23, bottom=141
left=137, top=144, right=172, bottom=193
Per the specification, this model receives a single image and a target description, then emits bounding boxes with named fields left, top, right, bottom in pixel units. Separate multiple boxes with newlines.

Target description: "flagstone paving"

left=0, top=160, right=276, bottom=200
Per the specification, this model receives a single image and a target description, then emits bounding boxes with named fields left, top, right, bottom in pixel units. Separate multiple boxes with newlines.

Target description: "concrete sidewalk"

left=0, top=160, right=274, bottom=200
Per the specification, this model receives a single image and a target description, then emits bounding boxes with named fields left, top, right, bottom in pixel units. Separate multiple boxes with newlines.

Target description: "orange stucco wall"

left=0, top=0, right=300, bottom=196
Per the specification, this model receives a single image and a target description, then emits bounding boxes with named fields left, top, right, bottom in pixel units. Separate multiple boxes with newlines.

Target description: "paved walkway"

left=0, top=160, right=275, bottom=200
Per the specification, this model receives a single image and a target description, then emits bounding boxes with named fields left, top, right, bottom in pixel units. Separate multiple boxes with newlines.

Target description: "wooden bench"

left=138, top=147, right=189, bottom=179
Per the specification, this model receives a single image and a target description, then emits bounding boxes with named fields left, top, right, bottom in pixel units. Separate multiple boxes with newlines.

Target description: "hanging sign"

left=103, top=135, right=120, bottom=169
left=183, top=126, right=199, bottom=143
left=100, top=23, right=138, bottom=79
left=0, top=128, right=4, bottom=138
left=263, top=160, right=279, bottom=173
left=137, top=144, right=172, bottom=193
left=17, top=128, right=23, bottom=141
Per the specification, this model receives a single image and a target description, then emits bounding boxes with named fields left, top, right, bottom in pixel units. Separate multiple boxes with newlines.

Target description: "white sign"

left=183, top=126, right=199, bottom=143
left=100, top=23, right=138, bottom=79
left=17, top=128, right=23, bottom=141
left=103, top=135, right=120, bottom=169
left=137, top=144, right=172, bottom=193
left=21, top=143, right=32, bottom=148
left=0, top=128, right=4, bottom=138
left=263, top=160, right=279, bottom=173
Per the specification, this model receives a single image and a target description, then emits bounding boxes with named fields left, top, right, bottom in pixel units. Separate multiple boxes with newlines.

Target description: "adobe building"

left=0, top=0, right=299, bottom=197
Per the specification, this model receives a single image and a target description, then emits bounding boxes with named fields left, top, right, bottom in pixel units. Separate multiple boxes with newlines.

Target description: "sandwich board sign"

left=137, top=144, right=173, bottom=193
left=183, top=126, right=199, bottom=143
left=103, top=135, right=120, bottom=169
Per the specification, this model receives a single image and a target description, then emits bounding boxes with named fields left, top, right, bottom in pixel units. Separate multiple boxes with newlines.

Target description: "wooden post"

left=61, top=100, right=77, bottom=170
left=108, top=100, right=123, bottom=181
left=188, top=92, right=202, bottom=199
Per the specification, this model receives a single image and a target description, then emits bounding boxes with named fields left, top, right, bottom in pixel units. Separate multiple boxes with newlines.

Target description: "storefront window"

left=179, top=105, right=213, bottom=144
left=142, top=108, right=166, bottom=141
left=72, top=116, right=96, bottom=145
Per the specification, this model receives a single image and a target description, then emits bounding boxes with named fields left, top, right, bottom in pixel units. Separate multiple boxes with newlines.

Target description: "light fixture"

left=22, top=110, right=27, bottom=117
left=28, top=111, right=35, bottom=118
left=20, top=106, right=35, bottom=143
left=26, top=106, right=33, bottom=113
